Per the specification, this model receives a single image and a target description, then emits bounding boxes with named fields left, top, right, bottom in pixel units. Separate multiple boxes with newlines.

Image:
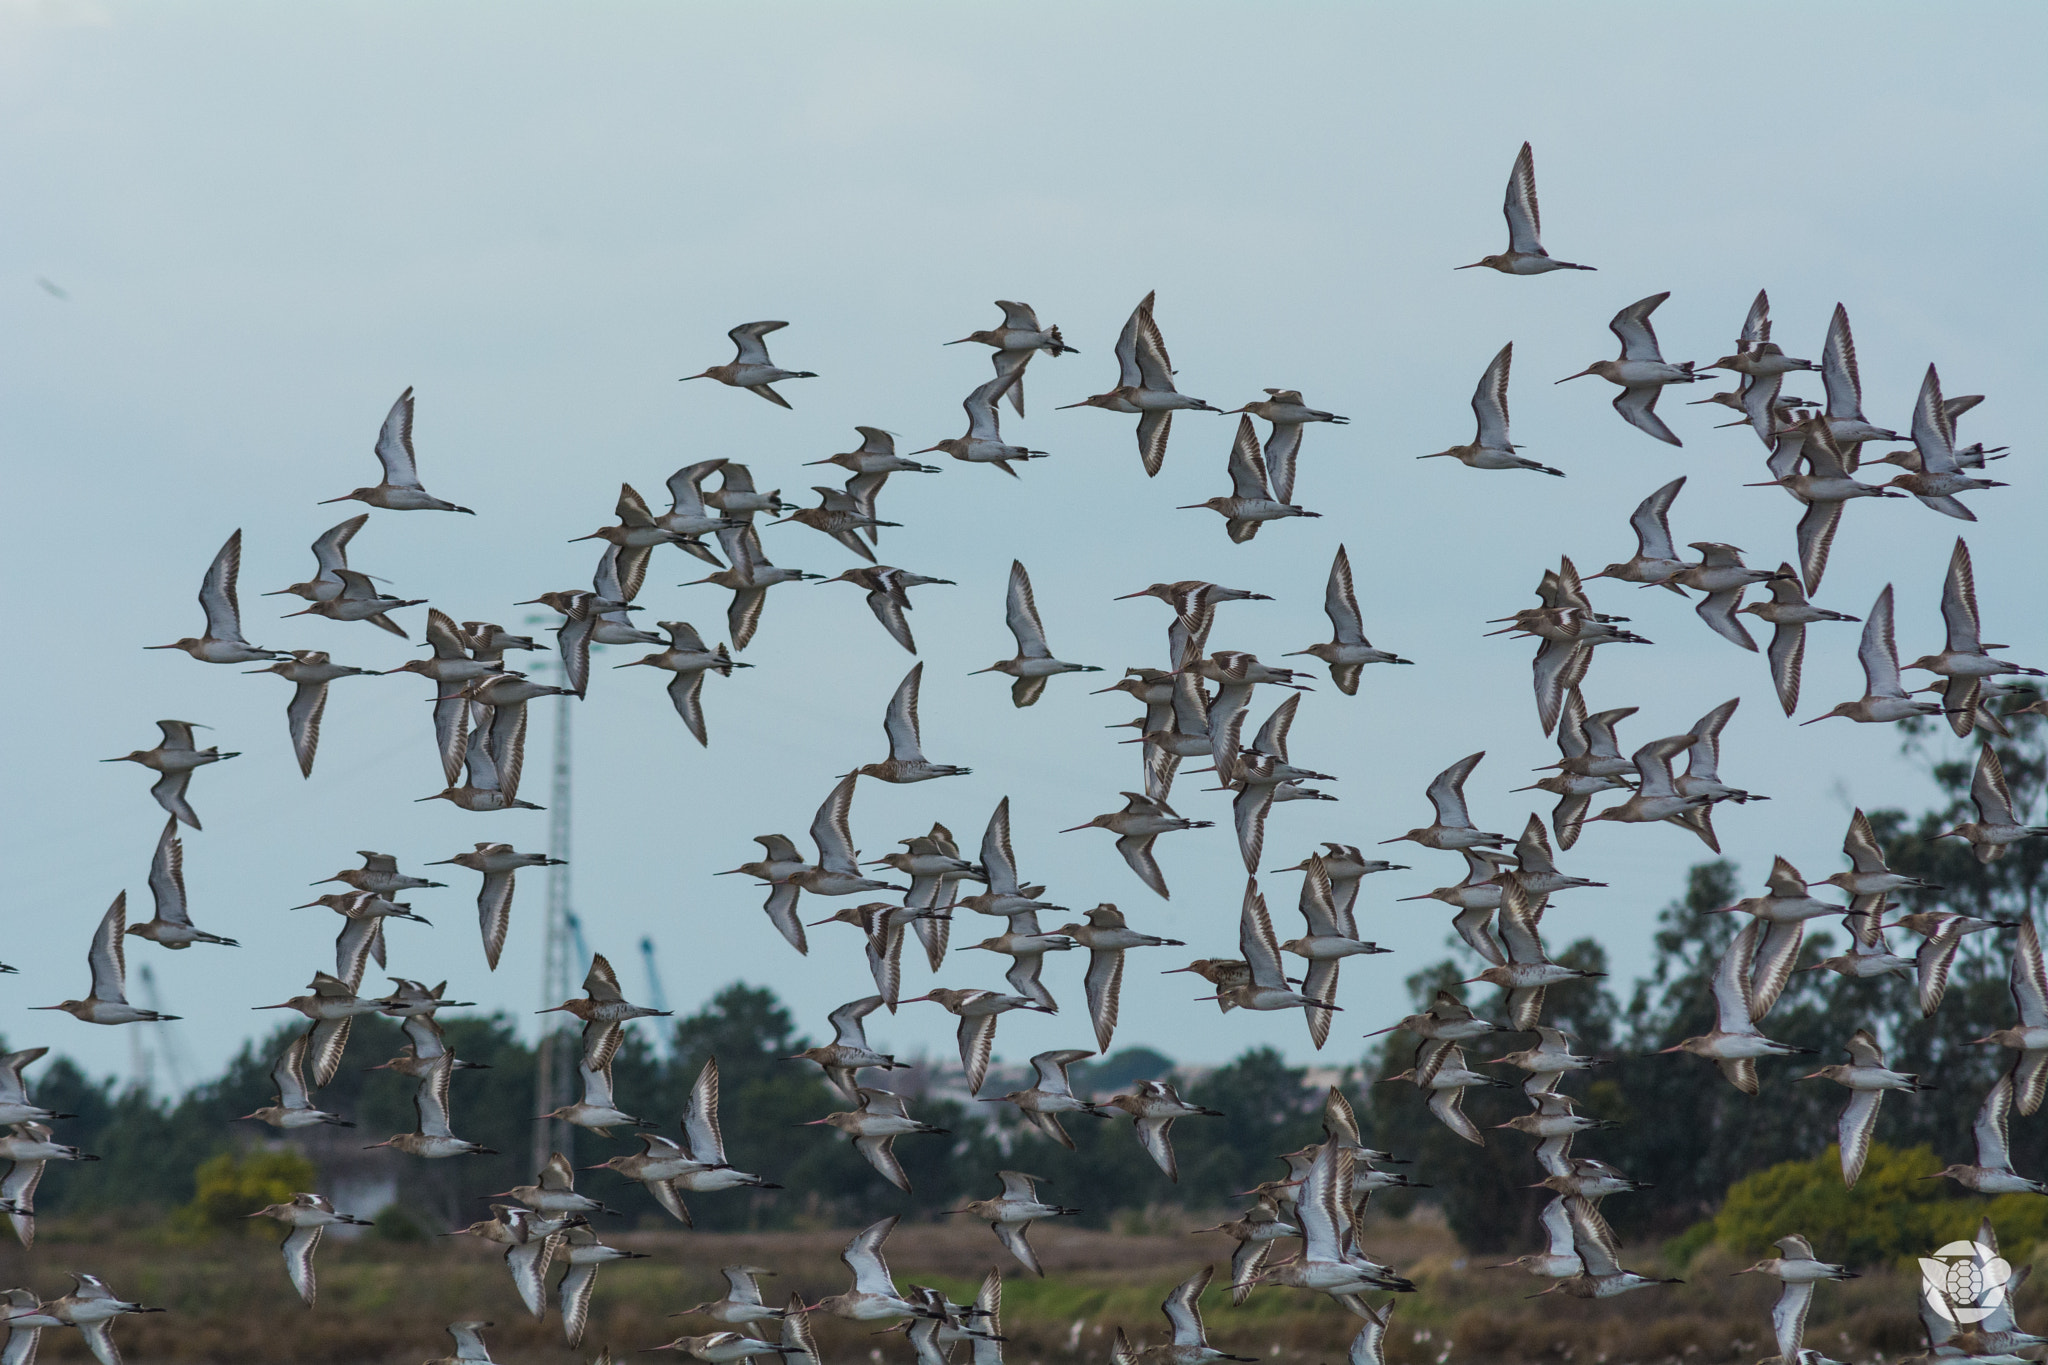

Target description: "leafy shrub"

left=1684, top=1142, right=2048, bottom=1268
left=173, top=1148, right=317, bottom=1239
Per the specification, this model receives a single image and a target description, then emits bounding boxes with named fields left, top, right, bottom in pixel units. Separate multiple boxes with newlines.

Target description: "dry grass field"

left=0, top=1210, right=1992, bottom=1364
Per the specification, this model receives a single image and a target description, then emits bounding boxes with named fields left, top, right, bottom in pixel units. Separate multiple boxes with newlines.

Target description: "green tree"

left=1691, top=1142, right=2048, bottom=1268
left=175, top=1148, right=318, bottom=1238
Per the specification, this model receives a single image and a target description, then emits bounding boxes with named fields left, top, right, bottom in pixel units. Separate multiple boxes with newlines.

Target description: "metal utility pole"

left=638, top=935, right=672, bottom=1057
left=531, top=661, right=578, bottom=1177
left=133, top=965, right=190, bottom=1096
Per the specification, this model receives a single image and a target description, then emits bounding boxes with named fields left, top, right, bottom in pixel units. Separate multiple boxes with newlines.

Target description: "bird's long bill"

left=1554, top=368, right=1598, bottom=384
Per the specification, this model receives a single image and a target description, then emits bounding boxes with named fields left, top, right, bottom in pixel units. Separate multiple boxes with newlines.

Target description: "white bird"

left=1657, top=919, right=1816, bottom=1093
left=1557, top=292, right=1704, bottom=445
left=1105, top=1079, right=1222, bottom=1183
left=1420, top=343, right=1564, bottom=475
left=1385, top=751, right=1506, bottom=852
left=681, top=1266, right=788, bottom=1328
left=851, top=664, right=971, bottom=783
left=320, top=388, right=474, bottom=513
left=266, top=513, right=371, bottom=602
left=1058, top=291, right=1221, bottom=477
left=1710, top=856, right=1842, bottom=1021
left=946, top=300, right=1076, bottom=414
left=1710, top=290, right=1815, bottom=444
left=246, top=650, right=376, bottom=777
left=1219, top=388, right=1347, bottom=504
left=249, top=1192, right=372, bottom=1307
left=1802, top=585, right=1943, bottom=726
left=1737, top=568, right=1861, bottom=717
left=803, top=1088, right=947, bottom=1193
left=1111, top=1266, right=1259, bottom=1365
left=680, top=321, right=818, bottom=407
left=34, top=895, right=180, bottom=1025
left=984, top=1047, right=1111, bottom=1149
left=425, top=1321, right=497, bottom=1365
left=1181, top=415, right=1322, bottom=540
left=1883, top=365, right=2008, bottom=518
left=1585, top=735, right=1708, bottom=834
left=1384, top=1040, right=1509, bottom=1146
left=236, top=1029, right=352, bottom=1131
left=801, top=1216, right=931, bottom=1322
left=1589, top=476, right=1689, bottom=590
left=1797, top=1029, right=1931, bottom=1187
left=366, top=1051, right=498, bottom=1158
left=1974, top=916, right=2048, bottom=1116
left=557, top=1224, right=649, bottom=1347
left=1747, top=419, right=1903, bottom=594
left=1277, top=856, right=1389, bottom=1048
left=0, top=1049, right=61, bottom=1129
left=1286, top=545, right=1413, bottom=693
left=1673, top=542, right=1783, bottom=652
left=1933, top=1070, right=2048, bottom=1195
left=617, top=620, right=750, bottom=746
left=913, top=362, right=1046, bottom=475
left=125, top=816, right=238, bottom=949
left=1906, top=539, right=2047, bottom=739
left=786, top=995, right=904, bottom=1104
left=972, top=561, right=1100, bottom=706
left=1818, top=304, right=1901, bottom=453
left=102, top=719, right=238, bottom=830
left=1053, top=906, right=1183, bottom=1054
left=1456, top=142, right=1595, bottom=274
left=899, top=987, right=1052, bottom=1095
left=1061, top=792, right=1211, bottom=901
left=1485, top=1193, right=1583, bottom=1279
left=427, top=843, right=564, bottom=972
left=1893, top=910, right=2020, bottom=1019
left=1538, top=1198, right=1681, bottom=1299
left=1937, top=745, right=2048, bottom=865
left=944, top=1170, right=1079, bottom=1277
left=45, top=1274, right=165, bottom=1365
left=146, top=529, right=284, bottom=663
left=1212, top=878, right=1342, bottom=1032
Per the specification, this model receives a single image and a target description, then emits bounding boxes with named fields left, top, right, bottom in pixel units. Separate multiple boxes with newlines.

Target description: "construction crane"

left=638, top=936, right=671, bottom=1013
left=529, top=640, right=579, bottom=1175
left=638, top=936, right=673, bottom=1058
left=130, top=964, right=191, bottom=1097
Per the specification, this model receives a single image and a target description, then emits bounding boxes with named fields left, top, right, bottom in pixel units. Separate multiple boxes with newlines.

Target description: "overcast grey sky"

left=2, top=2, right=2044, bottom=1091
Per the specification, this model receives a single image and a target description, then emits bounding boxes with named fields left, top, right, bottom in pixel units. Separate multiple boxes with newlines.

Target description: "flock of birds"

left=7, top=140, right=2047, bottom=1365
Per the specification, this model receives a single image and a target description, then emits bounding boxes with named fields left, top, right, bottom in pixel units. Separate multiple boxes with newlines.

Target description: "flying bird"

left=1421, top=344, right=1563, bottom=475
left=1059, top=291, right=1221, bottom=476
left=1181, top=415, right=1322, bottom=540
left=147, top=530, right=282, bottom=664
left=972, top=561, right=1101, bottom=705
left=1458, top=142, right=1595, bottom=273
left=1557, top=292, right=1704, bottom=445
left=321, top=388, right=473, bottom=512
left=1286, top=545, right=1413, bottom=693
left=681, top=321, right=817, bottom=407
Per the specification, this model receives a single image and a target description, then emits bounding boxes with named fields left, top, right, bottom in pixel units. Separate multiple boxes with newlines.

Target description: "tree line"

left=18, top=712, right=2042, bottom=1259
